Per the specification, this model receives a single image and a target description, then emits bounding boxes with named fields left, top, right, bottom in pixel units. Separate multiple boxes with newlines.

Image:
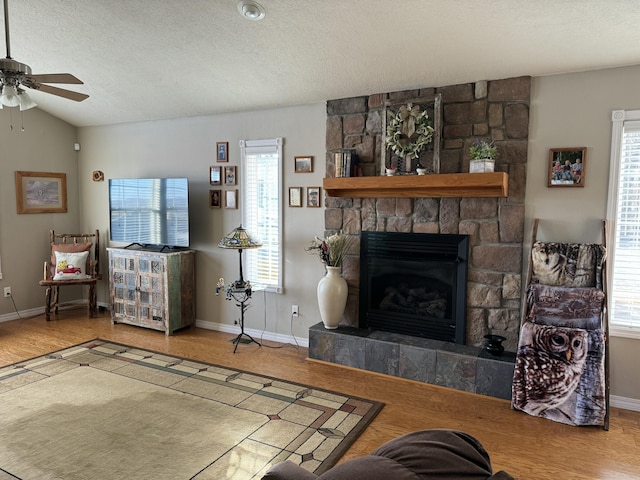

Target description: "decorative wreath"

left=385, top=103, right=434, bottom=159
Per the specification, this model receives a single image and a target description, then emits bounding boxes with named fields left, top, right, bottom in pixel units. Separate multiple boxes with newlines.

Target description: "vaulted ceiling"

left=5, top=0, right=640, bottom=127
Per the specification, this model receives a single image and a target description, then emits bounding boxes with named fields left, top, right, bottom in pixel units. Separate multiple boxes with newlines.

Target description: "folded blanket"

left=526, top=284, right=605, bottom=330
left=512, top=321, right=606, bottom=426
left=531, top=241, right=606, bottom=289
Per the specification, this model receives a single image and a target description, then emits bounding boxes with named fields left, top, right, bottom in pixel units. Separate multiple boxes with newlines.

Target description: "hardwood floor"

left=2, top=309, right=639, bottom=479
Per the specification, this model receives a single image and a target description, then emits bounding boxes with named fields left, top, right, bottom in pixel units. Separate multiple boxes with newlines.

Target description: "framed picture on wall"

left=294, top=156, right=313, bottom=173
left=15, top=171, right=68, bottom=214
left=224, top=166, right=237, bottom=185
left=209, top=189, right=222, bottom=208
left=289, top=187, right=302, bottom=207
left=548, top=147, right=586, bottom=187
left=216, top=142, right=229, bottom=162
left=210, top=166, right=221, bottom=185
left=307, top=186, right=321, bottom=207
left=225, top=189, right=238, bottom=209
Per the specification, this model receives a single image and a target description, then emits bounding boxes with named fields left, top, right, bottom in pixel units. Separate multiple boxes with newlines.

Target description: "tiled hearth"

left=308, top=323, right=515, bottom=400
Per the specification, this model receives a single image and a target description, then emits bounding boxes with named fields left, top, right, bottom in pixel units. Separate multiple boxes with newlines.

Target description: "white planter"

left=317, top=266, right=348, bottom=329
left=470, top=158, right=495, bottom=173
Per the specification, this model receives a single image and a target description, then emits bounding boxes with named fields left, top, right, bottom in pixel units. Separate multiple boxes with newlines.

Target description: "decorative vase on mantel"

left=317, top=266, right=348, bottom=329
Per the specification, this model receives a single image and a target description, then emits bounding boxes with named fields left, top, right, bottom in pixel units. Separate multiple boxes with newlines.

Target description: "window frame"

left=239, top=138, right=283, bottom=294
left=607, top=109, right=640, bottom=339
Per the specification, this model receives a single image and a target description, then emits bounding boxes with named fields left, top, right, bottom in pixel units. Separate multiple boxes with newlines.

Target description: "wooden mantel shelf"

left=323, top=172, right=508, bottom=198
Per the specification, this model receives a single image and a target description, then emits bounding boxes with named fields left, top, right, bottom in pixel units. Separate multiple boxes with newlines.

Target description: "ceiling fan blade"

left=34, top=83, right=89, bottom=102
left=28, top=73, right=84, bottom=85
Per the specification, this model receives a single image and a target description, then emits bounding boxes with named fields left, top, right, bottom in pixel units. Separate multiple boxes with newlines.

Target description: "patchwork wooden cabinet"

left=107, top=248, right=195, bottom=335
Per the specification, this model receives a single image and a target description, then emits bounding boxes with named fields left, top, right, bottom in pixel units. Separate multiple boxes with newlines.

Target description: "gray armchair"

left=262, top=429, right=514, bottom=480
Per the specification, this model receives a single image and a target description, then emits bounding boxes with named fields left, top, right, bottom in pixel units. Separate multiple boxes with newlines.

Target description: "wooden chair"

left=39, top=230, right=101, bottom=321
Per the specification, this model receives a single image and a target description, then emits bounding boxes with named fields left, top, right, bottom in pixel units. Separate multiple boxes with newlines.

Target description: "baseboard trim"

left=195, top=319, right=309, bottom=348
left=610, top=395, right=640, bottom=412
left=4, top=310, right=638, bottom=411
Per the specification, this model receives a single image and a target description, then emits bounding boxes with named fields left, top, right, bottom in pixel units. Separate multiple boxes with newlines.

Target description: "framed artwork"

left=548, top=147, right=586, bottom=187
left=216, top=142, right=229, bottom=162
left=307, top=186, right=321, bottom=207
left=225, top=189, right=238, bottom=209
left=289, top=187, right=302, bottom=207
left=294, top=156, right=313, bottom=173
left=209, top=189, right=222, bottom=208
left=382, top=94, right=442, bottom=174
left=210, top=166, right=222, bottom=185
left=15, top=171, right=68, bottom=214
left=224, top=166, right=237, bottom=185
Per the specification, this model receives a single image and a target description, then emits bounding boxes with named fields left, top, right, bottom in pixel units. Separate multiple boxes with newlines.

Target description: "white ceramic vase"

left=317, top=266, right=348, bottom=329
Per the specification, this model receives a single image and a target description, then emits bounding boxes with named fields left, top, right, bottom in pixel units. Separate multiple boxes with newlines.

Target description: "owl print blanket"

left=512, top=284, right=606, bottom=426
left=530, top=241, right=606, bottom=289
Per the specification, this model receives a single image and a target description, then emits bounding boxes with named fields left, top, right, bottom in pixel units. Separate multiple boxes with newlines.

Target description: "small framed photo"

left=307, top=186, right=321, bottom=207
left=225, top=189, right=238, bottom=209
left=289, top=187, right=302, bottom=207
left=548, top=147, right=586, bottom=187
left=216, top=142, right=229, bottom=162
left=209, top=189, right=222, bottom=208
left=294, top=156, right=313, bottom=173
left=15, top=171, right=68, bottom=214
left=210, top=166, right=221, bottom=185
left=224, top=166, right=237, bottom=185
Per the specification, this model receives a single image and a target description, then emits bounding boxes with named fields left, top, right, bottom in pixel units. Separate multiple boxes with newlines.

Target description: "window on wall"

left=240, top=138, right=283, bottom=293
left=607, top=110, right=640, bottom=337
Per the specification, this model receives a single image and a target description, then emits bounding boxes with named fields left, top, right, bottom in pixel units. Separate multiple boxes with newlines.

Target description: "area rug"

left=0, top=339, right=383, bottom=480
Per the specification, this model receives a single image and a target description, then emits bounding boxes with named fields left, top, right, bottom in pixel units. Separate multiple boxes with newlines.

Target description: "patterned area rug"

left=0, top=339, right=383, bottom=480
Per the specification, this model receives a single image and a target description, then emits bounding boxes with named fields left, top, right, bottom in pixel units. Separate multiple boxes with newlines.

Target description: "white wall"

left=77, top=103, right=329, bottom=341
left=526, top=65, right=640, bottom=402
left=3, top=64, right=640, bottom=402
left=0, top=108, right=80, bottom=317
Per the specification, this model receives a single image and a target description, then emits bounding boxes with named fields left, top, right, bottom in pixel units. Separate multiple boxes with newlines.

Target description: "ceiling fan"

left=0, top=0, right=88, bottom=110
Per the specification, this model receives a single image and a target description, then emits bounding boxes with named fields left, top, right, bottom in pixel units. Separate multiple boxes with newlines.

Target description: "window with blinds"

left=608, top=111, right=640, bottom=337
left=240, top=138, right=283, bottom=293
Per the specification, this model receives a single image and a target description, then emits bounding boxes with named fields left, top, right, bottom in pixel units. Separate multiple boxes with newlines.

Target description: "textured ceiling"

left=4, top=0, right=640, bottom=127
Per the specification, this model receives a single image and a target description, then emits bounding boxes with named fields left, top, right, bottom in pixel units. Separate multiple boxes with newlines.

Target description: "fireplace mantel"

left=323, top=172, right=508, bottom=198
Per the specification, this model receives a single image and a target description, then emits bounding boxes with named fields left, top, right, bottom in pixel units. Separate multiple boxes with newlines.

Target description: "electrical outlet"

left=291, top=304, right=299, bottom=317
left=4, top=287, right=11, bottom=298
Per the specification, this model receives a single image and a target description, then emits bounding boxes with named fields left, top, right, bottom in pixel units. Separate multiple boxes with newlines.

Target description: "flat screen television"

left=109, top=177, right=190, bottom=248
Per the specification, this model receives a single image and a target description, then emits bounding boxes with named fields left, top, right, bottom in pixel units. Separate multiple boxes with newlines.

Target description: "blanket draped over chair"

left=512, top=241, right=607, bottom=426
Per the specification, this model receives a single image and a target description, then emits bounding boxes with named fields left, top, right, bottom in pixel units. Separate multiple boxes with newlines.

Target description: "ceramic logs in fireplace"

left=359, top=231, right=469, bottom=344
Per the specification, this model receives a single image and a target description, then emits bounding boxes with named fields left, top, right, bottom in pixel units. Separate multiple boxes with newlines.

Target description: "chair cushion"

left=50, top=242, right=92, bottom=277
left=53, top=250, right=90, bottom=280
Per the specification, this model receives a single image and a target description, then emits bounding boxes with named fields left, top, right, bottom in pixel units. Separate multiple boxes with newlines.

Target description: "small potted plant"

left=469, top=139, right=498, bottom=173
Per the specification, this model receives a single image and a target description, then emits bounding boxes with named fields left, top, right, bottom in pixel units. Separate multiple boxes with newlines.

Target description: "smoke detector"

left=237, top=1, right=265, bottom=21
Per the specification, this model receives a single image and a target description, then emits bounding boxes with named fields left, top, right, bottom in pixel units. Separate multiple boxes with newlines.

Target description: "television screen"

left=109, top=178, right=189, bottom=248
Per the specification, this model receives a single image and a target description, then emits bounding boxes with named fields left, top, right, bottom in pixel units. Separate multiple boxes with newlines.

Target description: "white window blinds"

left=608, top=112, right=640, bottom=336
left=240, top=138, right=283, bottom=293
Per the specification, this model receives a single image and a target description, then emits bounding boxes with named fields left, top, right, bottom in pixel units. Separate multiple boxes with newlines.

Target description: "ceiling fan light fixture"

left=0, top=84, right=20, bottom=107
left=18, top=90, right=37, bottom=110
left=237, top=0, right=265, bottom=21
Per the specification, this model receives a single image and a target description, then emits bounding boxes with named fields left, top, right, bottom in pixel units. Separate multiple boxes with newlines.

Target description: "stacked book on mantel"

left=334, top=149, right=362, bottom=177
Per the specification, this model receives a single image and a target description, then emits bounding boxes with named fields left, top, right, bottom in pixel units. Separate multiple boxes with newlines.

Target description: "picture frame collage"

left=289, top=186, right=321, bottom=208
left=290, top=155, right=319, bottom=207
left=210, top=151, right=321, bottom=209
left=210, top=141, right=237, bottom=209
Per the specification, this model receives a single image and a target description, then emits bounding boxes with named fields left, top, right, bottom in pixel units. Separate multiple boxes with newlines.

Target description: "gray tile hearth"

left=308, top=323, right=515, bottom=400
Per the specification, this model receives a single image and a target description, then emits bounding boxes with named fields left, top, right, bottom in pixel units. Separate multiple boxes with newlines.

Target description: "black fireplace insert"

left=359, top=231, right=469, bottom=344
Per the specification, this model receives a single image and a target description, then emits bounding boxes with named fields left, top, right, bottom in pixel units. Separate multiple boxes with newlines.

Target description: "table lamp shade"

left=218, top=225, right=262, bottom=249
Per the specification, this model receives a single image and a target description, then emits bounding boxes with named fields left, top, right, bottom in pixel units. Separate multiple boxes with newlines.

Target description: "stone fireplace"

left=323, top=76, right=529, bottom=350
left=308, top=76, right=529, bottom=400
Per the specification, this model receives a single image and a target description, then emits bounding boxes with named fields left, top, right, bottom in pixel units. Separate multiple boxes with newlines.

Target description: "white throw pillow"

left=53, top=251, right=90, bottom=280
